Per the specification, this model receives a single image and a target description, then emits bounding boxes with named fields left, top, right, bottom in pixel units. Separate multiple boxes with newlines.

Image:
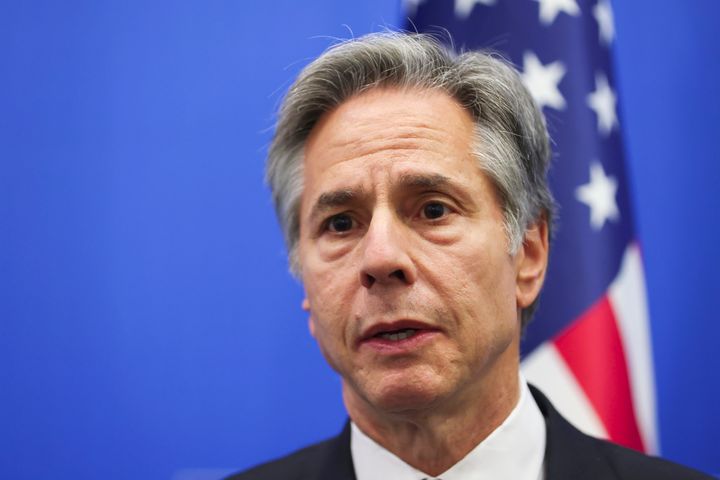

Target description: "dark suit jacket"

left=227, top=386, right=713, bottom=479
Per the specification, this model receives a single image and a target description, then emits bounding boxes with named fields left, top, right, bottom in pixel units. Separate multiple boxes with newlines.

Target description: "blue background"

left=1, top=1, right=719, bottom=479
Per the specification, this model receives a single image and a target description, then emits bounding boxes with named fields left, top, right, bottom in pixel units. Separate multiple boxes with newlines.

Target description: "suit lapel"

left=318, top=421, right=357, bottom=480
left=530, top=385, right=618, bottom=480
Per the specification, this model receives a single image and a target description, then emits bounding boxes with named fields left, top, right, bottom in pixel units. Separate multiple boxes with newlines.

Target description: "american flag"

left=405, top=0, right=657, bottom=453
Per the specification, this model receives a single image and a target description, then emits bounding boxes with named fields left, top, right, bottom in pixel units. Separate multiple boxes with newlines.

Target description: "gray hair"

left=266, top=32, right=555, bottom=328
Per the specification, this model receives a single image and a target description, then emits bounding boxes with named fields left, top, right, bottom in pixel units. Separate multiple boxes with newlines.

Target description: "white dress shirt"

left=350, top=377, right=546, bottom=480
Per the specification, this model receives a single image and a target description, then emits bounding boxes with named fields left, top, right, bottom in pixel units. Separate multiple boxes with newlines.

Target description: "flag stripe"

left=608, top=243, right=658, bottom=453
left=554, top=294, right=645, bottom=451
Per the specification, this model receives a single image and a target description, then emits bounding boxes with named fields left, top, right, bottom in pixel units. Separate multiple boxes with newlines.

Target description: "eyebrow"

left=397, top=172, right=475, bottom=208
left=396, top=172, right=452, bottom=190
left=307, top=172, right=463, bottom=223
left=308, top=187, right=367, bottom=223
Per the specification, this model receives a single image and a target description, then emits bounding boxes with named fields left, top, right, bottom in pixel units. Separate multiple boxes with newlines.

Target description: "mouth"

left=374, top=328, right=420, bottom=342
left=358, top=321, right=441, bottom=352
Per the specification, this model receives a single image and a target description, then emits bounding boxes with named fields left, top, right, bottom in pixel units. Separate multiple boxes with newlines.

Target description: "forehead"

left=302, top=87, right=479, bottom=194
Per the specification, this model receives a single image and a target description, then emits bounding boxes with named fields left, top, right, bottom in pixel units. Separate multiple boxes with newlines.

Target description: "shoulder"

left=529, top=385, right=713, bottom=480
left=594, top=437, right=714, bottom=480
left=224, top=438, right=336, bottom=480
left=223, top=423, right=354, bottom=480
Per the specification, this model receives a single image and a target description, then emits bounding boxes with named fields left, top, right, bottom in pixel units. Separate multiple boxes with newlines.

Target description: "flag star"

left=521, top=51, right=567, bottom=110
left=593, top=0, right=615, bottom=45
left=402, top=0, right=426, bottom=15
left=575, top=161, right=620, bottom=230
left=534, top=0, right=580, bottom=26
left=587, top=72, right=618, bottom=135
left=455, top=0, right=497, bottom=19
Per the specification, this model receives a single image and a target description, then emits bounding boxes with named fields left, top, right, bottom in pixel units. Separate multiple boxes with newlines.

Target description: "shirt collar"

left=350, top=376, right=546, bottom=480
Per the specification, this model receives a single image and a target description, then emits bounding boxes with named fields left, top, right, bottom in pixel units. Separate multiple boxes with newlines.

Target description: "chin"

left=372, top=391, right=439, bottom=414
left=363, top=372, right=449, bottom=414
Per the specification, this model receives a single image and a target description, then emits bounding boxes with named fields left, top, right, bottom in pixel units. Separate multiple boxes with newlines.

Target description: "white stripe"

left=607, top=243, right=659, bottom=454
left=522, top=343, right=609, bottom=439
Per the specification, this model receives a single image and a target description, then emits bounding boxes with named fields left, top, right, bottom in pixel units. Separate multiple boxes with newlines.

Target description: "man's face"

left=298, top=87, right=547, bottom=415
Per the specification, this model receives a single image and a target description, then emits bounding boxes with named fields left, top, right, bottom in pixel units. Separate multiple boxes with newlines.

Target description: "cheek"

left=309, top=314, right=343, bottom=374
left=306, top=264, right=355, bottom=311
left=304, top=266, right=356, bottom=342
left=439, top=241, right=518, bottom=327
left=305, top=288, right=349, bottom=374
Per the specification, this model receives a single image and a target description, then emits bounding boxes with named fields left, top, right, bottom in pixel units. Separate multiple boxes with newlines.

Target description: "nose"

left=359, top=210, right=417, bottom=288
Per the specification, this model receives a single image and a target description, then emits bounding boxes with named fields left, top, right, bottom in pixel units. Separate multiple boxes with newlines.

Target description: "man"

left=228, top=32, right=712, bottom=480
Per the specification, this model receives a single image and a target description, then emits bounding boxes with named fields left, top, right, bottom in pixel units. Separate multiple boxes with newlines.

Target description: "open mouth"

left=375, top=328, right=419, bottom=341
left=359, top=321, right=439, bottom=349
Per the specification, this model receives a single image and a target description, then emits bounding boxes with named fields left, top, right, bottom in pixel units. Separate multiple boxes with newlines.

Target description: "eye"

left=421, top=202, right=449, bottom=220
left=326, top=213, right=354, bottom=233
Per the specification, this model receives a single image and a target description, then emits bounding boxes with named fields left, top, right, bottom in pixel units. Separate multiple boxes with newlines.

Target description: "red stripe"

left=553, top=295, right=646, bottom=452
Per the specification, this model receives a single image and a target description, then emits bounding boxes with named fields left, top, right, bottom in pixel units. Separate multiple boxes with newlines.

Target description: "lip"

left=357, top=320, right=442, bottom=353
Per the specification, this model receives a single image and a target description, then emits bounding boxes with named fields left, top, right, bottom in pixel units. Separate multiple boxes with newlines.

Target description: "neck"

left=344, top=356, right=521, bottom=477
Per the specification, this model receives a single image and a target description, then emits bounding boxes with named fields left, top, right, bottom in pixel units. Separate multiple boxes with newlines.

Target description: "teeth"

left=379, top=328, right=417, bottom=341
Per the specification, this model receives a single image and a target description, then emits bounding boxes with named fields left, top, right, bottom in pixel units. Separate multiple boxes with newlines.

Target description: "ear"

left=302, top=298, right=316, bottom=337
left=515, top=218, right=549, bottom=309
